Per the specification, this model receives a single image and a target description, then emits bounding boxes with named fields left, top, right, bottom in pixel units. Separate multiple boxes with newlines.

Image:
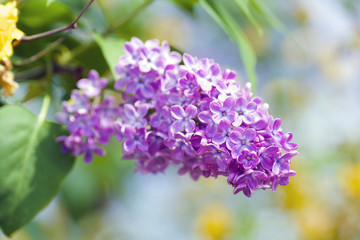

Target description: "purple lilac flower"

left=179, top=73, right=199, bottom=96
left=170, top=105, right=197, bottom=134
left=57, top=37, right=298, bottom=197
left=228, top=128, right=257, bottom=158
left=123, top=126, right=148, bottom=152
left=210, top=97, right=235, bottom=124
left=232, top=97, right=258, bottom=126
left=77, top=70, right=107, bottom=98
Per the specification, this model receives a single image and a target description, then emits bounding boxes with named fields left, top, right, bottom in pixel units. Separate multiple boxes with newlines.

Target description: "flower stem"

left=13, top=0, right=94, bottom=46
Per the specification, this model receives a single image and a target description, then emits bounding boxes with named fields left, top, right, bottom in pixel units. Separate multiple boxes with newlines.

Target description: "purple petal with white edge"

left=236, top=97, right=247, bottom=107
left=138, top=142, right=149, bottom=151
left=179, top=77, right=189, bottom=89
left=125, top=80, right=138, bottom=93
left=223, top=97, right=235, bottom=110
left=198, top=111, right=211, bottom=123
left=137, top=104, right=149, bottom=117
left=273, top=152, right=298, bottom=175
left=206, top=124, right=217, bottom=138
left=229, top=131, right=242, bottom=144
left=183, top=53, right=194, bottom=66
left=218, top=119, right=231, bottom=131
left=213, top=133, right=226, bottom=145
left=210, top=101, right=222, bottom=113
left=124, top=139, right=136, bottom=152
left=114, top=78, right=126, bottom=90
left=186, top=72, right=196, bottom=82
left=251, top=119, right=267, bottom=130
left=184, top=120, right=195, bottom=133
left=273, top=118, right=282, bottom=130
left=185, top=105, right=197, bottom=118
left=227, top=112, right=236, bottom=123
left=244, top=128, right=256, bottom=141
left=210, top=64, right=220, bottom=76
left=124, top=126, right=136, bottom=138
left=247, top=102, right=257, bottom=112
left=170, top=120, right=184, bottom=134
left=123, top=104, right=137, bottom=120
left=171, top=105, right=186, bottom=119
left=223, top=69, right=236, bottom=79
left=140, top=84, right=155, bottom=98
left=247, top=175, right=258, bottom=190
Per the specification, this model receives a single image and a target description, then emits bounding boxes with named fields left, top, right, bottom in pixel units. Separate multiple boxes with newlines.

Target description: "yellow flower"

left=338, top=162, right=360, bottom=198
left=0, top=1, right=24, bottom=60
left=196, top=203, right=233, bottom=240
left=0, top=58, right=18, bottom=97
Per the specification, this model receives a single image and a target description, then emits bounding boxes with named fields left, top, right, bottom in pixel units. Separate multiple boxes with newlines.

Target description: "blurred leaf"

left=46, top=0, right=55, bottom=7
left=22, top=82, right=46, bottom=103
left=200, top=0, right=257, bottom=91
left=0, top=105, right=74, bottom=236
left=70, top=42, right=109, bottom=76
left=235, top=0, right=263, bottom=35
left=93, top=33, right=126, bottom=78
left=171, top=0, right=199, bottom=13
left=18, top=0, right=73, bottom=30
left=61, top=137, right=133, bottom=219
left=250, top=0, right=285, bottom=32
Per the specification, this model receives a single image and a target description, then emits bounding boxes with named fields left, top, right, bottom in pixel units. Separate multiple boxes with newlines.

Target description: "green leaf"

left=61, top=137, right=133, bottom=219
left=18, top=0, right=73, bottom=30
left=171, top=0, right=199, bottom=13
left=249, top=0, right=285, bottom=32
left=93, top=33, right=126, bottom=79
left=0, top=105, right=74, bottom=236
left=46, top=0, right=55, bottom=7
left=235, top=0, right=263, bottom=35
left=200, top=0, right=257, bottom=92
left=22, top=82, right=46, bottom=103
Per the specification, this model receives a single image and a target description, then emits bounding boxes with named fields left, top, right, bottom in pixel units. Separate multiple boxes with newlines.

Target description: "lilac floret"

left=170, top=105, right=197, bottom=134
left=77, top=70, right=107, bottom=98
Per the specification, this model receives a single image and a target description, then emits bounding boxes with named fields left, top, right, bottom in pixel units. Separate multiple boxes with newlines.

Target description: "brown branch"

left=13, top=0, right=94, bottom=46
left=14, top=34, right=68, bottom=66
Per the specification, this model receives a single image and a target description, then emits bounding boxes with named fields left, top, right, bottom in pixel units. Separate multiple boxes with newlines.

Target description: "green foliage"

left=200, top=0, right=257, bottom=91
left=200, top=0, right=286, bottom=92
left=171, top=0, right=199, bottom=13
left=93, top=33, right=126, bottom=79
left=0, top=105, right=74, bottom=236
left=61, top=138, right=133, bottom=219
left=18, top=0, right=73, bottom=31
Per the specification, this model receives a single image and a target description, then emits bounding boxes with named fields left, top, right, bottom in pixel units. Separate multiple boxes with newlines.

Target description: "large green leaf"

left=0, top=105, right=74, bottom=236
left=93, top=33, right=126, bottom=79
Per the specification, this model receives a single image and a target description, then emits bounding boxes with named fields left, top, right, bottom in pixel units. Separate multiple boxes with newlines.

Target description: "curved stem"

left=13, top=0, right=94, bottom=46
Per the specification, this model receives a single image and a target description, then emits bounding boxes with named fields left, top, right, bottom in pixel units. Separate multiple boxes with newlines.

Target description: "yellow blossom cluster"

left=0, top=1, right=23, bottom=97
left=0, top=1, right=24, bottom=60
left=0, top=59, right=18, bottom=97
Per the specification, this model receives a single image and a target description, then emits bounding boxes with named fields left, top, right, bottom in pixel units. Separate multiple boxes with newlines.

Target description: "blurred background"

left=2, top=0, right=360, bottom=239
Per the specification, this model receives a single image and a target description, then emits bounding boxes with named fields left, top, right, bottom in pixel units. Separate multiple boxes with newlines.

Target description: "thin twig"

left=14, top=34, right=68, bottom=66
left=13, top=0, right=94, bottom=46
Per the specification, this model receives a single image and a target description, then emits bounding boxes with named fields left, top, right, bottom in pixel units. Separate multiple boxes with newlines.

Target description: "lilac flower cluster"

left=56, top=70, right=121, bottom=163
left=57, top=37, right=298, bottom=197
